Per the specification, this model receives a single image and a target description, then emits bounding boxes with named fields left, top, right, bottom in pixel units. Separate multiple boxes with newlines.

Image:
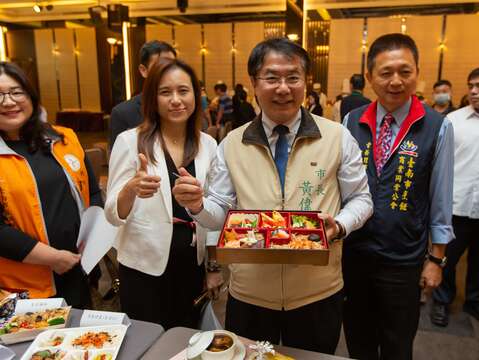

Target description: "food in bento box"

left=0, top=307, right=69, bottom=335
left=291, top=215, right=319, bottom=229
left=30, top=349, right=66, bottom=360
left=227, top=213, right=259, bottom=228
left=71, top=331, right=116, bottom=349
left=261, top=211, right=286, bottom=228
left=224, top=229, right=265, bottom=248
left=92, top=354, right=113, bottom=360
left=270, top=229, right=289, bottom=239
left=270, top=234, right=324, bottom=250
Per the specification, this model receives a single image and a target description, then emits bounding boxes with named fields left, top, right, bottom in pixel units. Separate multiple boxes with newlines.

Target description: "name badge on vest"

left=64, top=154, right=81, bottom=172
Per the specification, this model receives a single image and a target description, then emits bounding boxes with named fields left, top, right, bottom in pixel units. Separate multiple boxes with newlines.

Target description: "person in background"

left=214, top=82, right=234, bottom=141
left=105, top=59, right=220, bottom=329
left=432, top=79, right=456, bottom=116
left=172, top=37, right=372, bottom=355
left=306, top=91, right=323, bottom=116
left=109, top=40, right=176, bottom=148
left=430, top=68, right=479, bottom=327
left=199, top=81, right=212, bottom=131
left=312, top=82, right=328, bottom=110
left=343, top=33, right=454, bottom=360
left=332, top=94, right=344, bottom=122
left=232, top=83, right=245, bottom=112
left=0, top=62, right=102, bottom=308
left=340, top=74, right=371, bottom=121
left=232, top=89, right=256, bottom=129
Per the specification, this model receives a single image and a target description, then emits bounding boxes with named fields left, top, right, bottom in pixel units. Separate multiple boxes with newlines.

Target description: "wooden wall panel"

left=442, top=14, right=479, bottom=106
left=34, top=29, right=58, bottom=122
left=405, top=16, right=442, bottom=101
left=145, top=24, right=173, bottom=45
left=75, top=28, right=101, bottom=112
left=328, top=19, right=363, bottom=101
left=175, top=24, right=202, bottom=81
left=204, top=23, right=233, bottom=95
left=54, top=28, right=79, bottom=110
left=234, top=22, right=264, bottom=94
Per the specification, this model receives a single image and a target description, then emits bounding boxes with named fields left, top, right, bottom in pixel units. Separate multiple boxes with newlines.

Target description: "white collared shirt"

left=262, top=110, right=301, bottom=157
left=448, top=105, right=479, bottom=218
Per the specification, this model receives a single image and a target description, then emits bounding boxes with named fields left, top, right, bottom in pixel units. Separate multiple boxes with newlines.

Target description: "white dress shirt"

left=193, top=112, right=373, bottom=241
left=448, top=105, right=479, bottom=218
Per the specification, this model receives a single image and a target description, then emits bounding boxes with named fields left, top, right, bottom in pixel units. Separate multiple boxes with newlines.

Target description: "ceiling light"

left=106, top=37, right=117, bottom=45
left=287, top=33, right=299, bottom=41
left=33, top=4, right=42, bottom=13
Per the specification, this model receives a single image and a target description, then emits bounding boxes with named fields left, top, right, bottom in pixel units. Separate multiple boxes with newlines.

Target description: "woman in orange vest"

left=0, top=62, right=102, bottom=308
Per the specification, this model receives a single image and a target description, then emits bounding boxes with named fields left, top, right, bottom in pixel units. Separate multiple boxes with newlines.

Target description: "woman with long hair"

left=0, top=62, right=102, bottom=308
left=105, top=59, right=220, bottom=329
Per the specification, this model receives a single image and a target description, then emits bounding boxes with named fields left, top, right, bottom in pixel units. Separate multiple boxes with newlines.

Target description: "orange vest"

left=0, top=126, right=90, bottom=298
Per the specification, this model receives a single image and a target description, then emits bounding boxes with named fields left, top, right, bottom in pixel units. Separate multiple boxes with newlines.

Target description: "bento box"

left=20, top=324, right=128, bottom=360
left=215, top=210, right=329, bottom=265
left=0, top=305, right=71, bottom=345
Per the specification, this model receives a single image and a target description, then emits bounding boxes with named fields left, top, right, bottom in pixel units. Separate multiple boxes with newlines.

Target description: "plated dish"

left=20, top=325, right=127, bottom=360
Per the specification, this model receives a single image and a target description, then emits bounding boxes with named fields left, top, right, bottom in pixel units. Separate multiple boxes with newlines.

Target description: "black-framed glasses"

left=255, top=75, right=304, bottom=87
left=0, top=90, right=27, bottom=105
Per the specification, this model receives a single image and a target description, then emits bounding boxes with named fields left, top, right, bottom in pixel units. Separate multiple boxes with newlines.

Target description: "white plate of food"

left=21, top=324, right=128, bottom=360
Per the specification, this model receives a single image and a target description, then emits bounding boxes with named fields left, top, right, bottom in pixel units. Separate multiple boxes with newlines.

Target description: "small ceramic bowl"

left=200, top=331, right=237, bottom=360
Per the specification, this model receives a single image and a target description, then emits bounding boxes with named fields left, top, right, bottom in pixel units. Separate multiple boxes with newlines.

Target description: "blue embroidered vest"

left=345, top=97, right=444, bottom=265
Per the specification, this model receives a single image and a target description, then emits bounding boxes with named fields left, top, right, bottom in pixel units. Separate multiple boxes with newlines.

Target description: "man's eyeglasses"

left=256, top=75, right=304, bottom=87
left=0, top=90, right=27, bottom=105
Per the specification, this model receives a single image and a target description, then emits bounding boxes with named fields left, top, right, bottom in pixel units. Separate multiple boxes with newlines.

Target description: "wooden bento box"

left=215, top=210, right=329, bottom=265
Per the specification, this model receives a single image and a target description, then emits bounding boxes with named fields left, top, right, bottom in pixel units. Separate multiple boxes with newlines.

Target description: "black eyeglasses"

left=0, top=90, right=27, bottom=105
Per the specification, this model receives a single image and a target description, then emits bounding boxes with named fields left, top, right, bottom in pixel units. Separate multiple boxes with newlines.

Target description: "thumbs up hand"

left=128, top=153, right=162, bottom=198
left=172, top=166, right=204, bottom=214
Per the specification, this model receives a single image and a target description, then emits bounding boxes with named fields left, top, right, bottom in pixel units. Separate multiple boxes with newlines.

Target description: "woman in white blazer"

left=105, top=59, right=218, bottom=329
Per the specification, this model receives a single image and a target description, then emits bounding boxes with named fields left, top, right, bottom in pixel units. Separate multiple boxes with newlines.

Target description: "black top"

left=109, top=94, right=143, bottom=149
left=340, top=91, right=371, bottom=122
left=0, top=140, right=102, bottom=261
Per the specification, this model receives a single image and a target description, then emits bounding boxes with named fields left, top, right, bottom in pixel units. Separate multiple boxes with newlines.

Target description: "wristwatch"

left=426, top=253, right=447, bottom=268
left=206, top=259, right=222, bottom=273
left=334, top=220, right=346, bottom=240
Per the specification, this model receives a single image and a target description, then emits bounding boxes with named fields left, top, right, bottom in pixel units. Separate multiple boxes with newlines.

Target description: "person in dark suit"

left=340, top=73, right=371, bottom=122
left=306, top=91, right=323, bottom=116
left=109, top=40, right=176, bottom=148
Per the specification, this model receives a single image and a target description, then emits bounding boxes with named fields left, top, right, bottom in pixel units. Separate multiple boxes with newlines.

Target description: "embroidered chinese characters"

left=298, top=169, right=327, bottom=211
left=362, top=142, right=372, bottom=166
left=391, top=141, right=418, bottom=212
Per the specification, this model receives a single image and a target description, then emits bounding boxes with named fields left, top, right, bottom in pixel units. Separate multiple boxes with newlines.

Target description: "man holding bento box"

left=172, top=37, right=373, bottom=354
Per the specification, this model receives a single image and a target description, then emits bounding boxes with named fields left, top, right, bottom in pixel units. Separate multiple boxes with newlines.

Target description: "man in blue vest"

left=343, top=33, right=454, bottom=360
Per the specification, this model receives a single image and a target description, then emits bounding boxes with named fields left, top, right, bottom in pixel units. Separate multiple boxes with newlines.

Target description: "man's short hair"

left=214, top=83, right=227, bottom=93
left=140, top=40, right=176, bottom=66
left=350, top=74, right=366, bottom=90
left=367, top=33, right=419, bottom=73
left=467, top=67, right=479, bottom=82
left=433, top=79, right=452, bottom=89
left=247, top=37, right=311, bottom=78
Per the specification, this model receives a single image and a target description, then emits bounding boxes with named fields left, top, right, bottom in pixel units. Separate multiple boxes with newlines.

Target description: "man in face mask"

left=432, top=79, right=456, bottom=116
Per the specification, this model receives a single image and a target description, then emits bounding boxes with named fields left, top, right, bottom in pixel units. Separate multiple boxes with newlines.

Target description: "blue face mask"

left=434, top=93, right=451, bottom=105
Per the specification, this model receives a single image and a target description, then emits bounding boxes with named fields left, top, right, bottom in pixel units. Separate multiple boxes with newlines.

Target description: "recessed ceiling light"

left=33, top=4, right=42, bottom=13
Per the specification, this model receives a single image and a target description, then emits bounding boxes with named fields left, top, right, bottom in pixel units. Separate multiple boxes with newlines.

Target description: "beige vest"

left=223, top=111, right=343, bottom=310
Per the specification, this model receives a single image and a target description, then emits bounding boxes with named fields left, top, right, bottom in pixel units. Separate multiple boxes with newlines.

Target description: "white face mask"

left=434, top=93, right=451, bottom=105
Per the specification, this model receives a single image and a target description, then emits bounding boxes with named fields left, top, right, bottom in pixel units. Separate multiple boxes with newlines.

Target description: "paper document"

left=77, top=206, right=118, bottom=274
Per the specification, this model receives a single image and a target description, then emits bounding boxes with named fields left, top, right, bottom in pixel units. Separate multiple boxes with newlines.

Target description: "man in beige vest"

left=173, top=38, right=372, bottom=354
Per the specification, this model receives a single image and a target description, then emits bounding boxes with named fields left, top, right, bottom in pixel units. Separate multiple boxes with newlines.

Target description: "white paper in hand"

left=77, top=206, right=118, bottom=274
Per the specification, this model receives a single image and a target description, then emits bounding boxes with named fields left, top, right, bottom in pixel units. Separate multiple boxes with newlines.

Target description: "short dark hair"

left=0, top=62, right=63, bottom=152
left=247, top=37, right=311, bottom=78
left=214, top=83, right=227, bottom=93
left=367, top=33, right=419, bottom=73
left=307, top=91, right=319, bottom=105
left=350, top=73, right=365, bottom=90
left=433, top=79, right=452, bottom=89
left=139, top=40, right=176, bottom=66
left=467, top=67, right=479, bottom=82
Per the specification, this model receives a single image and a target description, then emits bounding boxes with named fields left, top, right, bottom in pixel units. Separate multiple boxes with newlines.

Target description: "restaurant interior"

left=0, top=0, right=478, bottom=359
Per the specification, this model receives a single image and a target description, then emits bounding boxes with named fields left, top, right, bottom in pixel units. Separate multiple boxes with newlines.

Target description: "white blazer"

left=105, top=129, right=217, bottom=276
